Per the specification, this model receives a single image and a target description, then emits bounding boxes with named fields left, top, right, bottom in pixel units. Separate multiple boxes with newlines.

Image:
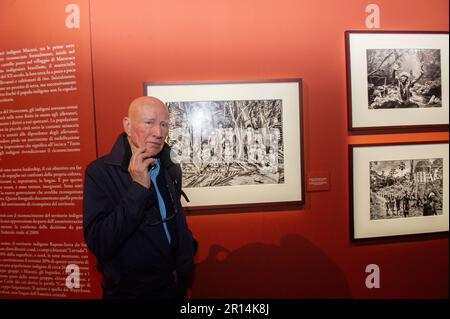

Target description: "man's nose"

left=151, top=124, right=163, bottom=138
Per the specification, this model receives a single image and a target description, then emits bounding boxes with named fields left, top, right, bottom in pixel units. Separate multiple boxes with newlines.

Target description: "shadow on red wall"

left=190, top=234, right=352, bottom=298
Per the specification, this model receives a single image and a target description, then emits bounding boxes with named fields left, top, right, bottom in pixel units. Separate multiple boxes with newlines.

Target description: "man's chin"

left=146, top=143, right=163, bottom=154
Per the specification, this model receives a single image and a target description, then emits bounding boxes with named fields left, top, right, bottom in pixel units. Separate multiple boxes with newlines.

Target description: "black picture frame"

left=346, top=31, right=449, bottom=133
left=349, top=141, right=448, bottom=240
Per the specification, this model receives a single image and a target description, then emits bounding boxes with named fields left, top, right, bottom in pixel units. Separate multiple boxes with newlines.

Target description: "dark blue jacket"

left=83, top=133, right=197, bottom=298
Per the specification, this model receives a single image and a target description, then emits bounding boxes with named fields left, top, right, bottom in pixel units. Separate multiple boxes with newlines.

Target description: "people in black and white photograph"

left=366, top=48, right=442, bottom=109
left=369, top=158, right=443, bottom=220
left=166, top=99, right=284, bottom=188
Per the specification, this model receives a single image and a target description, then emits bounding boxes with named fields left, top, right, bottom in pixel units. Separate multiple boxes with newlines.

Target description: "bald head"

left=128, top=96, right=167, bottom=118
left=123, top=96, right=170, bottom=155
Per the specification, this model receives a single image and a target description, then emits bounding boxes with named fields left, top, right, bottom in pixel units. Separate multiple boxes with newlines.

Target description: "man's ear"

left=123, top=117, right=130, bottom=135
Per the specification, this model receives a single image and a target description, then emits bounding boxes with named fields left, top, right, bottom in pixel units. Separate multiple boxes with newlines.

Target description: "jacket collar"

left=104, top=132, right=174, bottom=171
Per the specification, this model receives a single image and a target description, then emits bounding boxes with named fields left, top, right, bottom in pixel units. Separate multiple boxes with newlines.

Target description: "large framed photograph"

left=145, top=79, right=304, bottom=211
left=350, top=142, right=449, bottom=240
left=346, top=31, right=449, bottom=131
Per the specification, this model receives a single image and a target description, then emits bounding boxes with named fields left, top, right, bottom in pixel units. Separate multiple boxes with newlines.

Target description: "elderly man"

left=83, top=96, right=198, bottom=299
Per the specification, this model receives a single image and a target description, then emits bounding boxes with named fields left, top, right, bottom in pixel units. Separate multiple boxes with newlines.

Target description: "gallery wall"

left=0, top=0, right=448, bottom=298
left=88, top=0, right=448, bottom=298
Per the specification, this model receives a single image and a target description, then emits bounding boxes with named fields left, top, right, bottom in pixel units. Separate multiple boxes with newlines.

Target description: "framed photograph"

left=145, top=79, right=304, bottom=211
left=350, top=141, right=449, bottom=240
left=346, top=31, right=449, bottom=131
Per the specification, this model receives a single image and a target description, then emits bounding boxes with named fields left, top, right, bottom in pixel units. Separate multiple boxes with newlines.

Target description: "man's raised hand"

left=128, top=147, right=156, bottom=188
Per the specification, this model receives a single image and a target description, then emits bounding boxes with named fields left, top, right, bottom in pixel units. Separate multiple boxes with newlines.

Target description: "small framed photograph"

left=346, top=31, right=449, bottom=131
left=350, top=141, right=449, bottom=240
left=145, top=79, right=304, bottom=211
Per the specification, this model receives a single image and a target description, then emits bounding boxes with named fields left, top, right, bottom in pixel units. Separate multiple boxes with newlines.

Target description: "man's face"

left=125, top=102, right=169, bottom=156
left=400, top=75, right=408, bottom=83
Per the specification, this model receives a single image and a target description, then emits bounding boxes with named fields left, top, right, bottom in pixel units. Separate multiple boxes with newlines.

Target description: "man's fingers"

left=133, top=148, right=153, bottom=162
left=140, top=151, right=155, bottom=160
left=143, top=157, right=156, bottom=168
left=136, top=153, right=155, bottom=167
left=130, top=147, right=145, bottom=163
left=134, top=147, right=147, bottom=156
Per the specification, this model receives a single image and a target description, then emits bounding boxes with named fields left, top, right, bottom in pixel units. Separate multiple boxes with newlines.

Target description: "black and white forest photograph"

left=369, top=158, right=443, bottom=220
left=167, top=99, right=284, bottom=188
left=366, top=48, right=442, bottom=109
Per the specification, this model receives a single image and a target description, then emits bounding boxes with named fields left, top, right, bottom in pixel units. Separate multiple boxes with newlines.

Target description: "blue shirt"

left=149, top=159, right=171, bottom=243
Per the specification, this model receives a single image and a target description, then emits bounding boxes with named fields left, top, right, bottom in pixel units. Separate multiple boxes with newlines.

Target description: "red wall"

left=89, top=0, right=449, bottom=298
